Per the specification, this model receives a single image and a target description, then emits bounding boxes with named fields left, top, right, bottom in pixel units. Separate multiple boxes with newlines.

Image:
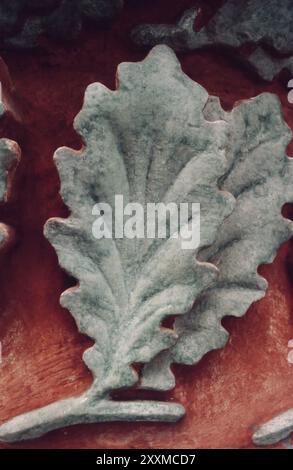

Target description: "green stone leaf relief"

left=45, top=45, right=234, bottom=398
left=0, top=45, right=291, bottom=443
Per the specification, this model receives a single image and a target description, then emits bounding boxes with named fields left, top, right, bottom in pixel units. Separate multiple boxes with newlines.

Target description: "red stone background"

left=0, top=0, right=292, bottom=449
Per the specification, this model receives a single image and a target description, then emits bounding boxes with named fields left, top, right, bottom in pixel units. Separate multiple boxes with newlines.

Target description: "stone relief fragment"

left=132, top=0, right=293, bottom=82
left=253, top=408, right=293, bottom=446
left=248, top=47, right=293, bottom=83
left=0, top=45, right=291, bottom=443
left=0, top=100, right=20, bottom=253
left=0, top=0, right=123, bottom=49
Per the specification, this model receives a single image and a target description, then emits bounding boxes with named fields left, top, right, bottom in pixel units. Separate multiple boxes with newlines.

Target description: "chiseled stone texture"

left=0, top=0, right=123, bottom=49
left=132, top=0, right=293, bottom=81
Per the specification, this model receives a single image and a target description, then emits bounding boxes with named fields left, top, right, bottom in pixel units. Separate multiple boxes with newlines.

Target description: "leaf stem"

left=0, top=394, right=185, bottom=442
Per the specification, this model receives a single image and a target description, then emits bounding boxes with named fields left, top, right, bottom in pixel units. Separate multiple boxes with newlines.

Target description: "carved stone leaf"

left=0, top=45, right=235, bottom=442
left=131, top=0, right=293, bottom=81
left=141, top=92, right=293, bottom=391
left=45, top=45, right=234, bottom=396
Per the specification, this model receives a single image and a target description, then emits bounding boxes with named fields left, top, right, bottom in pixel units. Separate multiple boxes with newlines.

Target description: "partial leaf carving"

left=141, top=93, right=293, bottom=390
left=0, top=45, right=235, bottom=442
left=253, top=408, right=293, bottom=446
left=131, top=0, right=293, bottom=81
left=0, top=102, right=20, bottom=250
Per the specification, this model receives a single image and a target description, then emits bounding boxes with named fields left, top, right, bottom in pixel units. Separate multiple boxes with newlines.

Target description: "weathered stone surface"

left=0, top=45, right=236, bottom=442
left=0, top=0, right=123, bottom=49
left=132, top=0, right=293, bottom=81
left=253, top=408, right=293, bottom=446
left=141, top=93, right=293, bottom=390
